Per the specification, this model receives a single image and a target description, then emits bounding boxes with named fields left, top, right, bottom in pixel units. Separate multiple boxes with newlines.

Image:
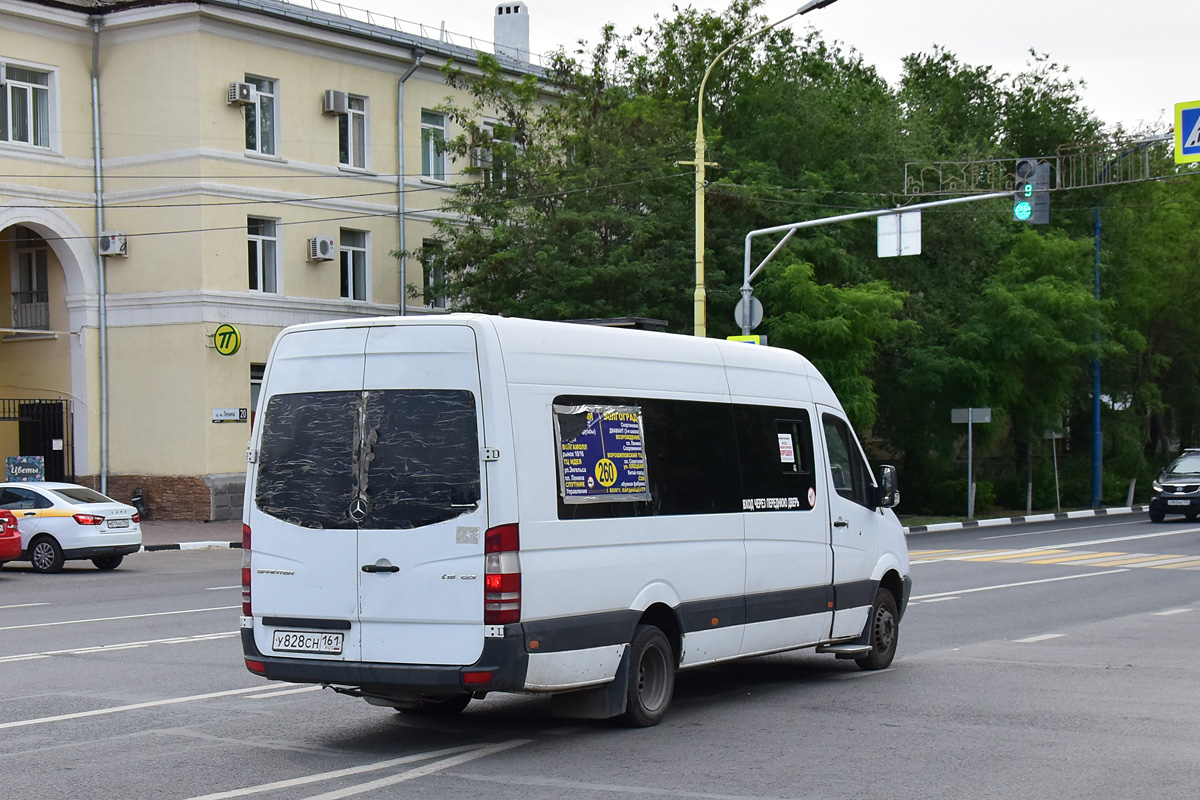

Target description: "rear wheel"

left=29, top=536, right=65, bottom=574
left=92, top=555, right=124, bottom=571
left=620, top=624, right=675, bottom=727
left=855, top=587, right=900, bottom=671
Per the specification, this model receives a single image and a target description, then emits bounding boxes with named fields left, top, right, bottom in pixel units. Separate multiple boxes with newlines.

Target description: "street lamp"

left=690, top=0, right=840, bottom=338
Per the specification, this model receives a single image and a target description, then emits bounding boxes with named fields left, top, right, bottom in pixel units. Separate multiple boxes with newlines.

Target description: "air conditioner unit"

left=323, top=90, right=349, bottom=115
left=228, top=82, right=258, bottom=105
left=98, top=232, right=127, bottom=258
left=308, top=236, right=336, bottom=262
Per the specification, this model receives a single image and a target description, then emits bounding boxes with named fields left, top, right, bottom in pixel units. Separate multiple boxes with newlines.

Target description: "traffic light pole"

left=739, top=191, right=1011, bottom=335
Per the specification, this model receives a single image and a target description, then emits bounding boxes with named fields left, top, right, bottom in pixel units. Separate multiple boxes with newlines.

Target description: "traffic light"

left=1013, top=157, right=1050, bottom=224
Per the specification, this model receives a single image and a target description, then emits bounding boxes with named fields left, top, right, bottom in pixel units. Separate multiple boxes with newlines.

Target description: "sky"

left=351, top=0, right=1193, bottom=135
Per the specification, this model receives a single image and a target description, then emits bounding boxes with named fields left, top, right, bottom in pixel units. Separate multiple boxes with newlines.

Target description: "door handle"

left=361, top=564, right=400, bottom=574
left=833, top=518, right=849, bottom=528
left=23, top=512, right=36, bottom=517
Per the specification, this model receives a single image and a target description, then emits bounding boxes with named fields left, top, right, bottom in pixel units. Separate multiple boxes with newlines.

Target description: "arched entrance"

left=0, top=204, right=96, bottom=481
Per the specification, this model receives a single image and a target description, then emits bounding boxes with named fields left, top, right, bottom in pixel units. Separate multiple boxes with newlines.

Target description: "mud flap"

left=549, top=645, right=630, bottom=720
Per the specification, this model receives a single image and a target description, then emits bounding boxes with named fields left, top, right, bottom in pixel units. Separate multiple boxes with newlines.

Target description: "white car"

left=0, top=482, right=142, bottom=573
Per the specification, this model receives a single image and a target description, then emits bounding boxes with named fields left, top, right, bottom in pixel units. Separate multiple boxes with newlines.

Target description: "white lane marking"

left=207, top=586, right=240, bottom=591
left=246, top=686, right=324, bottom=699
left=0, top=605, right=238, bottom=632
left=0, top=685, right=268, bottom=731
left=982, top=519, right=1145, bottom=540
left=914, top=596, right=959, bottom=604
left=1014, top=634, right=1066, bottom=643
left=911, top=569, right=1129, bottom=601
left=185, top=742, right=522, bottom=800
left=1152, top=608, right=1193, bottom=616
left=0, top=632, right=237, bottom=664
left=0, top=602, right=50, bottom=610
left=302, top=740, right=530, bottom=800
left=0, top=631, right=239, bottom=664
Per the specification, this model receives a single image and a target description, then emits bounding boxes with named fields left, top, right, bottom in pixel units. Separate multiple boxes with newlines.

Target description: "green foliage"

left=418, top=0, right=1200, bottom=510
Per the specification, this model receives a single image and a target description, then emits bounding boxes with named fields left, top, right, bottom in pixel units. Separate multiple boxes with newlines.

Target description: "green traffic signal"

left=1014, top=199, right=1033, bottom=221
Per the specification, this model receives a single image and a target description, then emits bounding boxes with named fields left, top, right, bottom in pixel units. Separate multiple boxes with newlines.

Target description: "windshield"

left=255, top=389, right=480, bottom=530
left=52, top=487, right=115, bottom=505
left=1164, top=454, right=1200, bottom=477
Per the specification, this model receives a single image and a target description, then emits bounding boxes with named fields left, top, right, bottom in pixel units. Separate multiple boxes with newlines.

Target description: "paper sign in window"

left=554, top=404, right=650, bottom=503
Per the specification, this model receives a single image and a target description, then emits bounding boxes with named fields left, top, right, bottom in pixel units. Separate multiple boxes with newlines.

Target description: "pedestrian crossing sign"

left=1175, top=100, right=1200, bottom=164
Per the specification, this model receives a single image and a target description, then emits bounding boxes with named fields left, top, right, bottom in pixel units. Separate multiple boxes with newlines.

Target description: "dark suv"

left=1149, top=449, right=1200, bottom=523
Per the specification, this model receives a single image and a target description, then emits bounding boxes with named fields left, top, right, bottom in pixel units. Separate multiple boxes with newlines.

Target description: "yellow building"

left=0, top=0, right=538, bottom=518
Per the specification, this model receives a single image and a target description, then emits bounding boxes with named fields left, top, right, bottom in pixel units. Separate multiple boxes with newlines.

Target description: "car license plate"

left=272, top=630, right=344, bottom=655
left=1167, top=499, right=1190, bottom=506
left=107, top=518, right=130, bottom=529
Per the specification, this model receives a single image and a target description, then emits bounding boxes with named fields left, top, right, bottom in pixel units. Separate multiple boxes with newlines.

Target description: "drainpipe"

left=90, top=14, right=109, bottom=494
left=396, top=48, right=424, bottom=315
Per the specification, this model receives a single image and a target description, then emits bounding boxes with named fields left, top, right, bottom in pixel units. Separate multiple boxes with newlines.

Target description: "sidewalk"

left=139, top=519, right=242, bottom=551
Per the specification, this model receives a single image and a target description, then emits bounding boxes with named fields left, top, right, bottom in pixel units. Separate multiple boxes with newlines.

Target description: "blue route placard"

left=554, top=404, right=650, bottom=503
left=1175, top=101, right=1200, bottom=164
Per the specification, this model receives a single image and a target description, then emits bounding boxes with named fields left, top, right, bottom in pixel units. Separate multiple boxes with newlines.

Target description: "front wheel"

left=620, top=624, right=675, bottom=727
left=855, top=588, right=900, bottom=671
left=29, top=536, right=65, bottom=574
left=92, top=555, right=124, bottom=571
left=1149, top=509, right=1165, bottom=523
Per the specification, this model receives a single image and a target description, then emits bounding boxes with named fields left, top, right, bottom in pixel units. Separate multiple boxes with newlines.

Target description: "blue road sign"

left=1175, top=101, right=1200, bottom=164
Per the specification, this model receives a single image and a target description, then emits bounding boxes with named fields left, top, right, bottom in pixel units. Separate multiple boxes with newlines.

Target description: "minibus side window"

left=732, top=406, right=816, bottom=511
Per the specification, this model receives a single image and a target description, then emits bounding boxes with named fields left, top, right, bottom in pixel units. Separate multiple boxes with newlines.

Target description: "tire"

left=855, top=587, right=900, bottom=671
left=29, top=536, right=65, bottom=574
left=92, top=555, right=124, bottom=571
left=1149, top=509, right=1165, bottom=523
left=1186, top=512, right=1197, bottom=522
left=400, top=694, right=472, bottom=715
left=620, top=624, right=675, bottom=727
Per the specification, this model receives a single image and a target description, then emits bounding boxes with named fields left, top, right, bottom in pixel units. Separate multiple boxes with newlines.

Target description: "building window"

left=339, top=96, right=367, bottom=169
left=421, top=110, right=446, bottom=181
left=247, top=217, right=278, bottom=293
left=2, top=64, right=52, bottom=149
left=422, top=239, right=445, bottom=309
left=10, top=227, right=49, bottom=330
left=244, top=76, right=277, bottom=156
left=339, top=229, right=368, bottom=301
left=250, top=364, right=265, bottom=426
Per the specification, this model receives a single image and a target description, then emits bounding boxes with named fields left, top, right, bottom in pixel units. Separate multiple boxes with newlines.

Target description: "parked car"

left=1148, top=449, right=1200, bottom=523
left=0, top=482, right=142, bottom=573
left=0, top=509, right=21, bottom=566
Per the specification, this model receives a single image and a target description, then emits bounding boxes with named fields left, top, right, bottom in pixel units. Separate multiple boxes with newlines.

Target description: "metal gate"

left=0, top=399, right=74, bottom=482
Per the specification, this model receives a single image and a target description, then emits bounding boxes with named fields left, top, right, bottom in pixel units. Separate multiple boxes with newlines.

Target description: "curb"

left=142, top=541, right=242, bottom=552
left=904, top=505, right=1149, bottom=535
left=135, top=506, right=1153, bottom=548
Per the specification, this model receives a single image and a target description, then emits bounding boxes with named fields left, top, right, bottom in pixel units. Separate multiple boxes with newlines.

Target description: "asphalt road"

left=1, top=514, right=1198, bottom=800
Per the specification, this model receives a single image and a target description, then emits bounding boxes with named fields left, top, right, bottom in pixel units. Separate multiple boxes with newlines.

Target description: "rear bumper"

left=241, top=627, right=529, bottom=695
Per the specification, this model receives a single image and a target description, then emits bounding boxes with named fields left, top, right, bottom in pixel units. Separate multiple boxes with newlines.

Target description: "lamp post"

left=690, top=0, right=840, bottom=337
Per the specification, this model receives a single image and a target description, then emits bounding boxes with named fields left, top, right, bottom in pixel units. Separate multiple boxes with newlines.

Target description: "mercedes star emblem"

left=348, top=497, right=368, bottom=522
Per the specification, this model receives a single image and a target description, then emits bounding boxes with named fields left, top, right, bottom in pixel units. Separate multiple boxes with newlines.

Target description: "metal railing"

left=10, top=291, right=49, bottom=330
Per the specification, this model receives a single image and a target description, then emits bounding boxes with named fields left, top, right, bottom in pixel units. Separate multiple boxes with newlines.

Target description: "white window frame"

left=421, top=110, right=447, bottom=182
left=1, top=59, right=58, bottom=152
left=244, top=75, right=279, bottom=157
left=339, top=228, right=369, bottom=302
left=247, top=217, right=280, bottom=294
left=9, top=227, right=50, bottom=330
left=339, top=95, right=368, bottom=170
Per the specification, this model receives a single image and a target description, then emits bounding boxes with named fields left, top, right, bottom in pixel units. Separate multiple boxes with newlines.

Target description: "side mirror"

left=876, top=464, right=899, bottom=509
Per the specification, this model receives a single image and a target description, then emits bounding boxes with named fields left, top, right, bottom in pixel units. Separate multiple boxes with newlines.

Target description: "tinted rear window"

left=256, top=390, right=480, bottom=530
left=52, top=487, right=114, bottom=504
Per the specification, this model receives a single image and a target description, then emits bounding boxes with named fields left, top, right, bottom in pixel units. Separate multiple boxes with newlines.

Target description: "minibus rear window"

left=255, top=390, right=480, bottom=530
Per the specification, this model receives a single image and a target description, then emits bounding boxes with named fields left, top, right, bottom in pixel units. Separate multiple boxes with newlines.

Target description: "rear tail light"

left=131, top=513, right=141, bottom=524
left=241, top=524, right=252, bottom=616
left=73, top=513, right=105, bottom=525
left=484, top=523, right=520, bottom=625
